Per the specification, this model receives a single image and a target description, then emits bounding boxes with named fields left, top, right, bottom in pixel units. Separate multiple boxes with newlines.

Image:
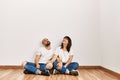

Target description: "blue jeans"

left=24, top=62, right=47, bottom=74
left=53, top=61, right=79, bottom=74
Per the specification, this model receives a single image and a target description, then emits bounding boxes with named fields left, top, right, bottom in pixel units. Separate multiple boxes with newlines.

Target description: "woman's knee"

left=53, top=61, right=62, bottom=70
left=73, top=62, right=79, bottom=69
left=53, top=61, right=58, bottom=68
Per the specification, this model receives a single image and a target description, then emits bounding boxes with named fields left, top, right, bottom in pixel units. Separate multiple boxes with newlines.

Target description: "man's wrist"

left=36, top=63, right=39, bottom=65
left=49, top=60, right=53, bottom=63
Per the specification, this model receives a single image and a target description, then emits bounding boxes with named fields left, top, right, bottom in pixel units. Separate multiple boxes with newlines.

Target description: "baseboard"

left=79, top=66, right=101, bottom=69
left=0, top=65, right=23, bottom=69
left=100, top=66, right=120, bottom=79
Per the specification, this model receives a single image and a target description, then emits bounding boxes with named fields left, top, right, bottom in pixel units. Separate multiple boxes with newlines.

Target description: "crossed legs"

left=21, top=61, right=52, bottom=74
left=53, top=61, right=79, bottom=74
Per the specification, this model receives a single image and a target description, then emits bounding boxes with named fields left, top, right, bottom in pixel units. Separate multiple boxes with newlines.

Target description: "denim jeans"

left=24, top=62, right=47, bottom=74
left=53, top=61, right=79, bottom=74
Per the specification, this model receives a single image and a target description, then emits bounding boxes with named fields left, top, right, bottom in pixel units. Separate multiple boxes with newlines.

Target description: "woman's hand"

left=36, top=64, right=40, bottom=69
left=64, top=64, right=67, bottom=68
left=57, top=62, right=62, bottom=70
left=64, top=55, right=73, bottom=67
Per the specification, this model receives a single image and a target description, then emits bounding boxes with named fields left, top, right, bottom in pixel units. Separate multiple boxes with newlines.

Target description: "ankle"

left=65, top=69, right=70, bottom=74
left=36, top=69, right=41, bottom=74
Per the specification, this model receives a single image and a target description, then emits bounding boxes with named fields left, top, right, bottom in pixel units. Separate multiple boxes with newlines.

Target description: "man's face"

left=42, top=38, right=51, bottom=47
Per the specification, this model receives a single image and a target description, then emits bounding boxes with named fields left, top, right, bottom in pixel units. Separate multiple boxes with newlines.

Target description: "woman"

left=53, top=36, right=79, bottom=76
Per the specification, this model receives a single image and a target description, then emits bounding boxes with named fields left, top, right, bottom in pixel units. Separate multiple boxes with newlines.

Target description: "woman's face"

left=62, top=38, right=68, bottom=46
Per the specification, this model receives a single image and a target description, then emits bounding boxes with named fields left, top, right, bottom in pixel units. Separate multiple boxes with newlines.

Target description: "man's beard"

left=45, top=41, right=51, bottom=47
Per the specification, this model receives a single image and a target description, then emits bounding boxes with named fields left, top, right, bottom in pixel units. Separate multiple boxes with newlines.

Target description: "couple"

left=21, top=36, right=79, bottom=76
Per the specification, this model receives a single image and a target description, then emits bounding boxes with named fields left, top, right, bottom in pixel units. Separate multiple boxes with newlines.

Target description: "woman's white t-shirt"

left=36, top=47, right=54, bottom=64
left=55, top=47, right=74, bottom=63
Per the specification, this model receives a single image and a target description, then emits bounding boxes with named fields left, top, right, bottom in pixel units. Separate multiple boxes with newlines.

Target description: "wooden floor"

left=0, top=69, right=119, bottom=80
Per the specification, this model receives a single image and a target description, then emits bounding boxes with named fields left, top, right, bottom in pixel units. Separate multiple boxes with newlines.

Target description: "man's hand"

left=36, top=64, right=40, bottom=69
left=47, top=61, right=53, bottom=64
left=46, top=62, right=53, bottom=69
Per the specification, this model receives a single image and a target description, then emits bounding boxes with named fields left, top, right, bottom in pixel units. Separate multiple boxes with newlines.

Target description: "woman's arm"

left=56, top=56, right=62, bottom=63
left=64, top=55, right=73, bottom=67
left=48, top=54, right=58, bottom=63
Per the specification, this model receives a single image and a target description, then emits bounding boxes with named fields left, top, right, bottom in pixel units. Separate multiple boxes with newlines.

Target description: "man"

left=21, top=38, right=57, bottom=76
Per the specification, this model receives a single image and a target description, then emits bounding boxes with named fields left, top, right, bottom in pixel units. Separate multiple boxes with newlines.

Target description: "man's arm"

left=64, top=55, right=73, bottom=67
left=34, top=55, right=41, bottom=68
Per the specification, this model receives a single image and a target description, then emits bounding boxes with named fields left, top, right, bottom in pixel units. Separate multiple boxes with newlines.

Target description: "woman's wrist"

left=64, top=63, right=68, bottom=67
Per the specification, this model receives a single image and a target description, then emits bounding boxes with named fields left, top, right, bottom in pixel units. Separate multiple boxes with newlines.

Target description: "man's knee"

left=21, top=61, right=27, bottom=67
left=46, top=63, right=53, bottom=69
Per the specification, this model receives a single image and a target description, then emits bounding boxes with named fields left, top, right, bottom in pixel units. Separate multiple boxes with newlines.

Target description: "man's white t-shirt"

left=55, top=47, right=74, bottom=63
left=36, top=47, right=54, bottom=64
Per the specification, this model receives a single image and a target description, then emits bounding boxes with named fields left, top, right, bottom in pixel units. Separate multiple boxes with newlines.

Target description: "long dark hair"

left=61, top=36, right=72, bottom=52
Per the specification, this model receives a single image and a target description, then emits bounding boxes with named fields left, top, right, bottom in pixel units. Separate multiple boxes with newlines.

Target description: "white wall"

left=100, top=0, right=120, bottom=73
left=0, top=0, right=120, bottom=74
left=0, top=0, right=101, bottom=65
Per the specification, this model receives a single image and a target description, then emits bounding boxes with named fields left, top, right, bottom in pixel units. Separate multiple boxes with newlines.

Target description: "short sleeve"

left=54, top=47, right=60, bottom=56
left=36, top=48, right=42, bottom=55
left=69, top=48, right=74, bottom=55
